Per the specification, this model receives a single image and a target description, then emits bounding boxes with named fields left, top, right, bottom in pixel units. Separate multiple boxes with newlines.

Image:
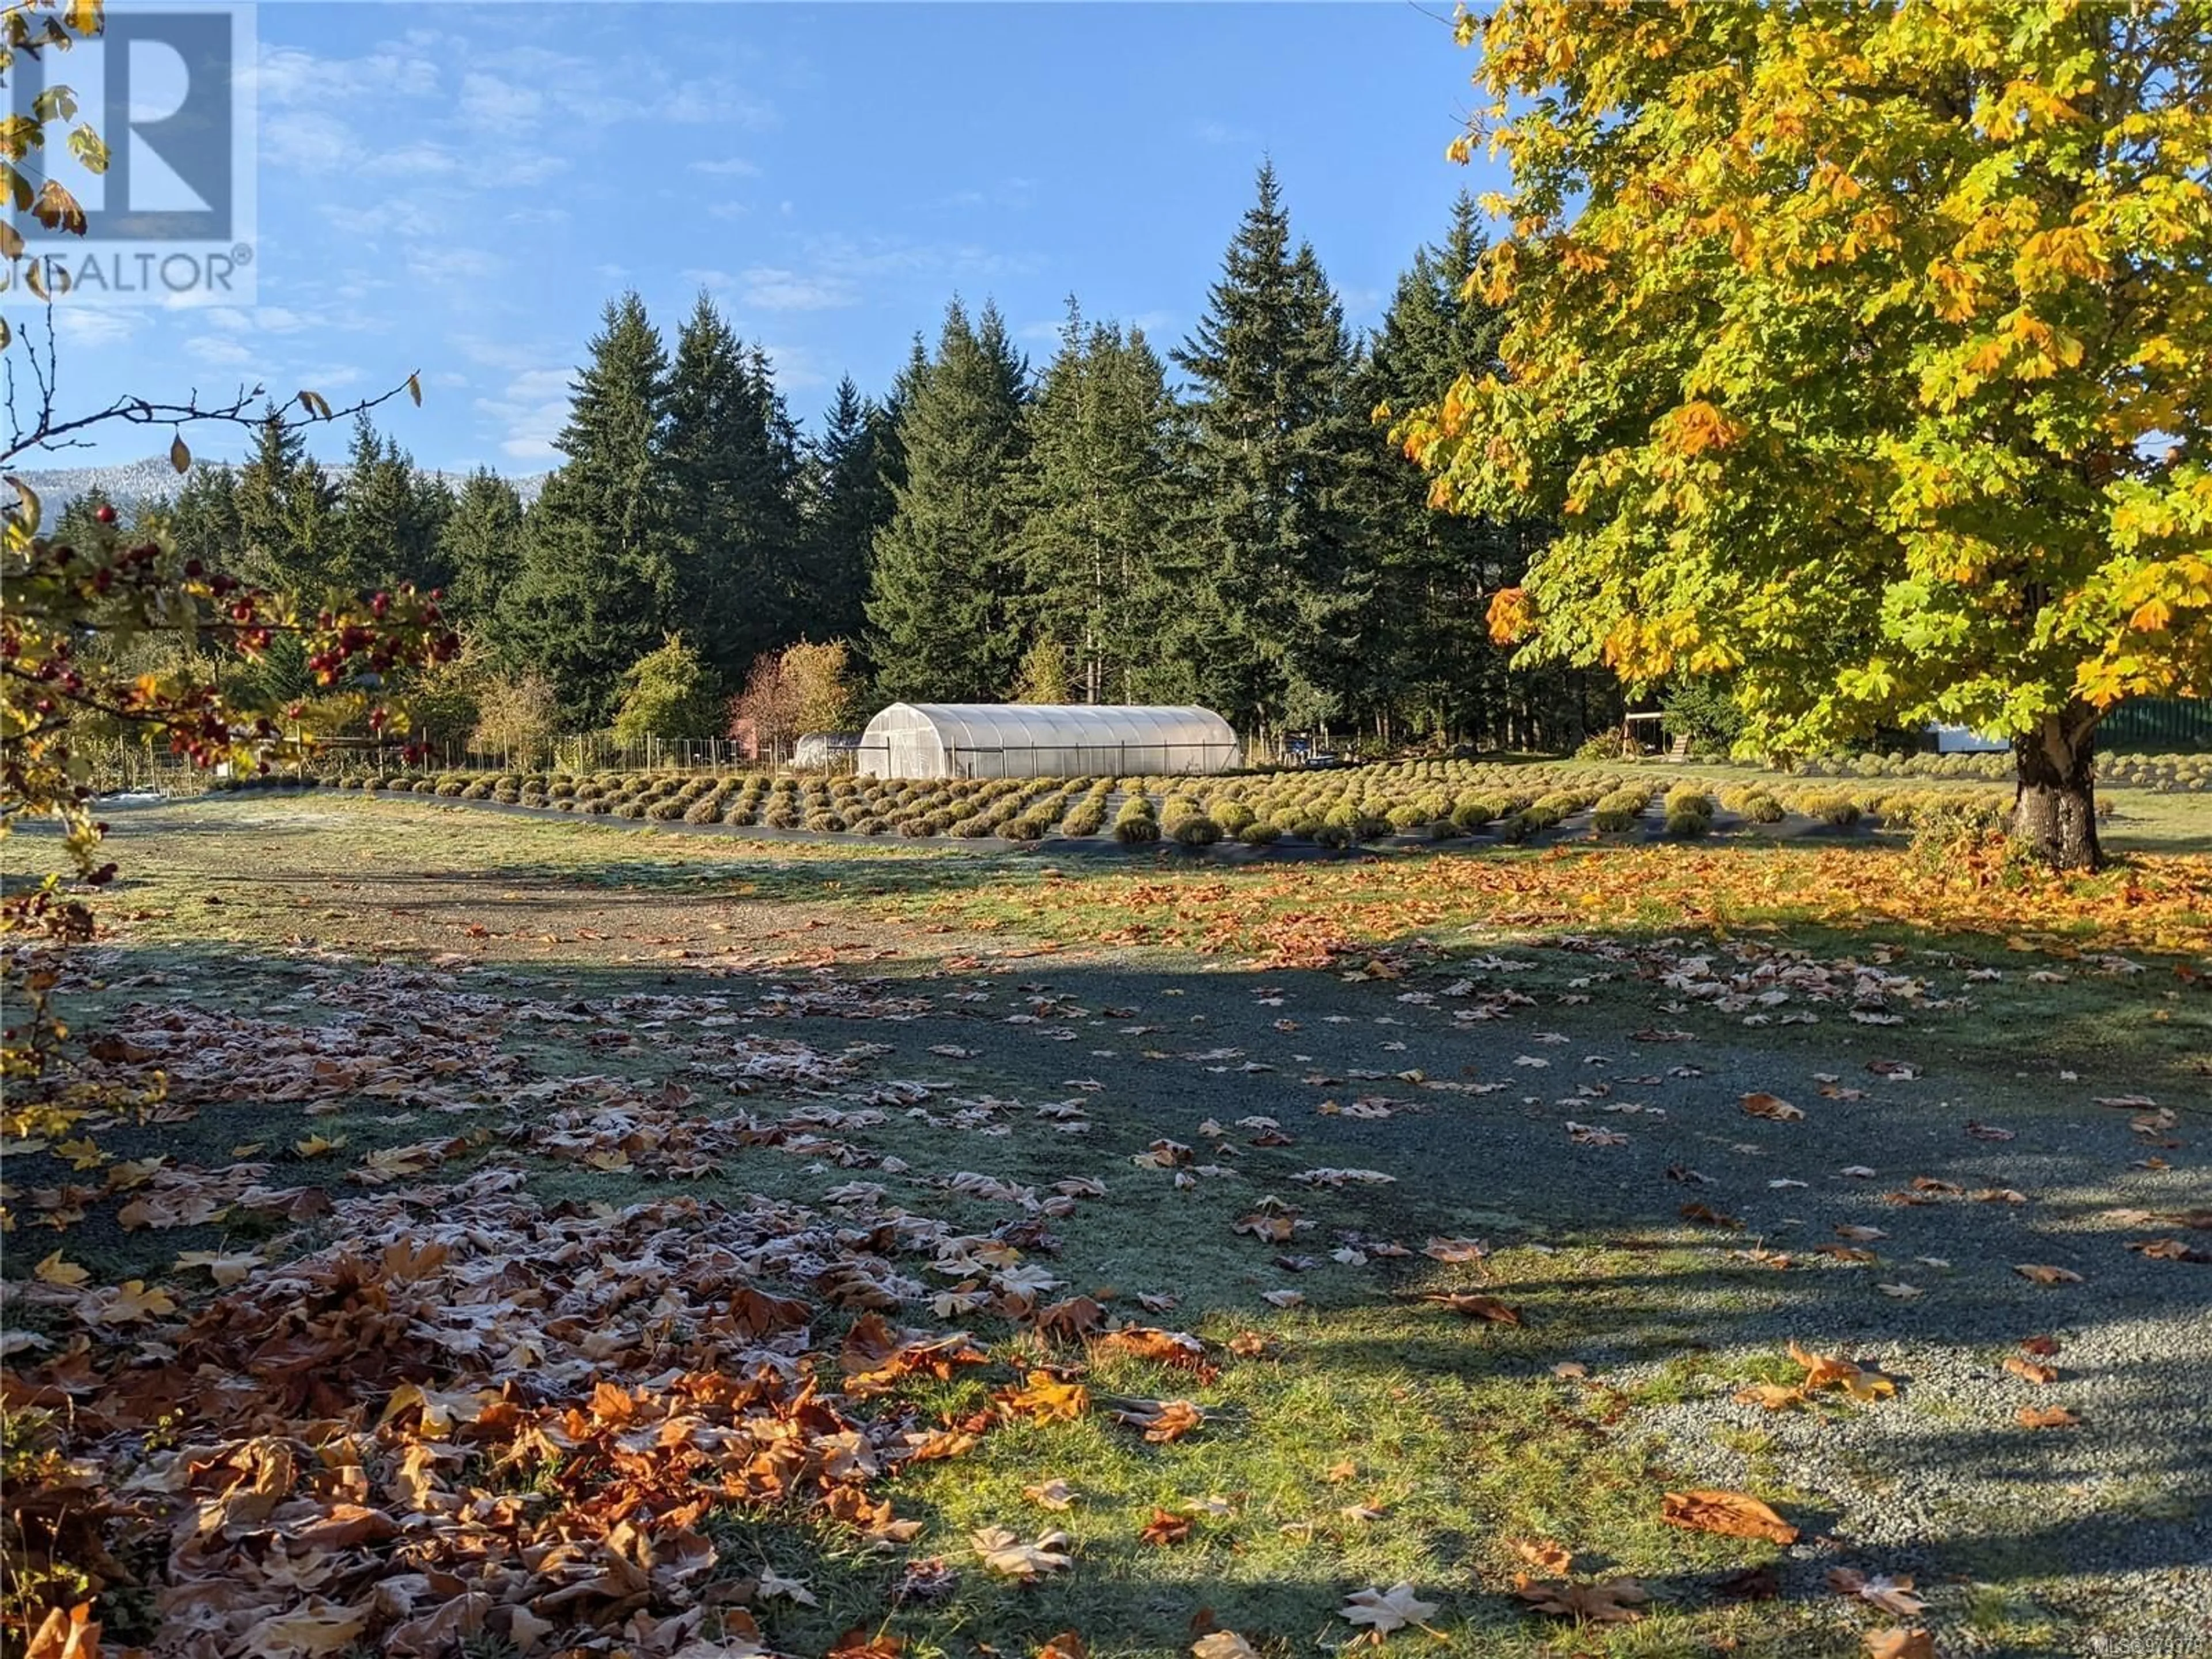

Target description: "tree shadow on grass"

left=18, top=851, right=2212, bottom=1654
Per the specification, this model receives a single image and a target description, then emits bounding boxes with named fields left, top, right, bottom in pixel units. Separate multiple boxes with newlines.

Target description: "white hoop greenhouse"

left=856, top=703, right=1241, bottom=780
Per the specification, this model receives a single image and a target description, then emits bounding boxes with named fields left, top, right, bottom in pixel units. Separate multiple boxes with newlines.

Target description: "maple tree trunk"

left=2012, top=711, right=2103, bottom=871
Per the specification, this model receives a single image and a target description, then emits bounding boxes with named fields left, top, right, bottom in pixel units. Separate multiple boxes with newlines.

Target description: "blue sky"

left=37, top=2, right=1508, bottom=474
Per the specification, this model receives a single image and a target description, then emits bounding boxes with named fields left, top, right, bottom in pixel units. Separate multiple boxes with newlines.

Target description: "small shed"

left=857, top=703, right=1240, bottom=780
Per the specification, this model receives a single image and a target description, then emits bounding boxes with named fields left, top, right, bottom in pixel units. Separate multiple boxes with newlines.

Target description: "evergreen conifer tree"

left=1017, top=301, right=1187, bottom=703
left=865, top=299, right=1031, bottom=703
left=802, top=375, right=895, bottom=652
left=1174, top=162, right=1369, bottom=734
left=336, top=415, right=453, bottom=596
left=1362, top=194, right=1601, bottom=748
left=661, top=297, right=806, bottom=684
left=234, top=408, right=341, bottom=594
left=501, top=293, right=674, bottom=726
left=439, top=469, right=527, bottom=635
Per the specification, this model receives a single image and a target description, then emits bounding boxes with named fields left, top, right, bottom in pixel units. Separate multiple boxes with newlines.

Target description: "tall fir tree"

left=500, top=293, right=675, bottom=726
left=1017, top=301, right=1187, bottom=703
left=233, top=408, right=341, bottom=594
left=1173, top=162, right=1370, bottom=734
left=169, top=464, right=243, bottom=584
left=865, top=299, right=1031, bottom=703
left=660, top=296, right=807, bottom=685
left=1362, top=194, right=1611, bottom=748
left=802, top=374, right=896, bottom=653
left=335, top=415, right=454, bottom=596
left=439, top=469, right=527, bottom=634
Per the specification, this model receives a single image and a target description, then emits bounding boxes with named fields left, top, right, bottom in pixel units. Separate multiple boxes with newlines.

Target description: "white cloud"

left=184, top=335, right=257, bottom=370
left=54, top=307, right=146, bottom=349
left=757, top=343, right=830, bottom=393
left=406, top=245, right=503, bottom=286
left=1195, top=119, right=1256, bottom=146
left=680, top=268, right=734, bottom=290
left=739, top=266, right=856, bottom=311
left=362, top=141, right=464, bottom=179
left=459, top=71, right=544, bottom=133
left=690, top=157, right=762, bottom=177
left=448, top=333, right=563, bottom=375
left=263, top=110, right=357, bottom=173
left=662, top=79, right=778, bottom=128
left=254, top=43, right=440, bottom=108
left=475, top=365, right=574, bottom=463
left=480, top=151, right=569, bottom=188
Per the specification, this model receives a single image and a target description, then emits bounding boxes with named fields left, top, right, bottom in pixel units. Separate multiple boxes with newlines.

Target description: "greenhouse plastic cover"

left=857, top=703, right=1240, bottom=779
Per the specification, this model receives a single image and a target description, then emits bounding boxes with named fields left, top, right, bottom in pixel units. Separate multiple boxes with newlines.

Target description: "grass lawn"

left=3, top=795, right=2208, bottom=1659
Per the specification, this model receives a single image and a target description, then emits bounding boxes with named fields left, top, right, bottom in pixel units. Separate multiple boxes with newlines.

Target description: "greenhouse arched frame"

left=855, top=703, right=1241, bottom=780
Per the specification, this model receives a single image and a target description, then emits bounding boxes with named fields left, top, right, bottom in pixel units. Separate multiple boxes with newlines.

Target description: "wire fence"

left=74, top=700, right=2212, bottom=796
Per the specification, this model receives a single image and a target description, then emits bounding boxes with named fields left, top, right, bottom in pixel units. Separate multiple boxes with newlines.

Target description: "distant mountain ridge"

left=9, top=455, right=549, bottom=516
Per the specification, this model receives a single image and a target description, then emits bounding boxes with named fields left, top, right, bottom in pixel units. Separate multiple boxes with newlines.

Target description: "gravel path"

left=834, top=936, right=2211, bottom=1656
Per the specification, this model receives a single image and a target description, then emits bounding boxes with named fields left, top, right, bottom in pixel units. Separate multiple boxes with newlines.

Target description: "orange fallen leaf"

left=1140, top=1507, right=1192, bottom=1546
left=1864, top=1628, right=1935, bottom=1659
left=1113, top=1398, right=1206, bottom=1442
left=1660, top=1489, right=1798, bottom=1544
left=1740, top=1092, right=1804, bottom=1122
left=23, top=1604, right=100, bottom=1659
left=1732, top=1382, right=1808, bottom=1411
left=1422, top=1291, right=1523, bottom=1324
left=1788, top=1340, right=1897, bottom=1402
left=998, top=1372, right=1090, bottom=1422
left=2018, top=1405, right=2081, bottom=1429
left=2003, top=1355, right=2059, bottom=1385
left=1508, top=1537, right=1573, bottom=1574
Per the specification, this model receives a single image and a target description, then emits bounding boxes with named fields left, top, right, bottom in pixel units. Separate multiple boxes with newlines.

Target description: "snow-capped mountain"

left=7, top=456, right=548, bottom=516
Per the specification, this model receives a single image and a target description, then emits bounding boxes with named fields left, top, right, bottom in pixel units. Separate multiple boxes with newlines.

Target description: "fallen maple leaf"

left=240, top=1599, right=368, bottom=1657
left=2018, top=1405, right=2082, bottom=1429
left=757, top=1565, right=818, bottom=1605
left=1141, top=1507, right=1192, bottom=1546
left=1094, top=1327, right=1208, bottom=1369
left=1024, top=1478, right=1077, bottom=1510
left=999, top=1372, right=1090, bottom=1422
left=1740, top=1092, right=1804, bottom=1121
left=1422, top=1291, right=1522, bottom=1324
left=1339, top=1583, right=1439, bottom=1638
left=1035, top=1294, right=1107, bottom=1337
left=1422, top=1236, right=1487, bottom=1262
left=1788, top=1341, right=1897, bottom=1401
left=1510, top=1575, right=1649, bottom=1624
left=84, top=1279, right=176, bottom=1326
left=2003, top=1355, right=2059, bottom=1385
left=1113, top=1398, right=1206, bottom=1442
left=971, top=1526, right=1073, bottom=1579
left=31, top=1251, right=88, bottom=1289
left=1508, top=1537, right=1573, bottom=1575
left=1864, top=1628, right=1935, bottom=1659
left=2013, top=1264, right=2083, bottom=1286
left=1660, top=1489, right=1798, bottom=1544
left=1828, top=1568, right=1927, bottom=1618
left=1191, top=1633, right=1259, bottom=1659
left=1733, top=1382, right=1807, bottom=1411
left=173, top=1248, right=263, bottom=1287
left=1036, top=1633, right=1086, bottom=1659
left=22, top=1604, right=100, bottom=1659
